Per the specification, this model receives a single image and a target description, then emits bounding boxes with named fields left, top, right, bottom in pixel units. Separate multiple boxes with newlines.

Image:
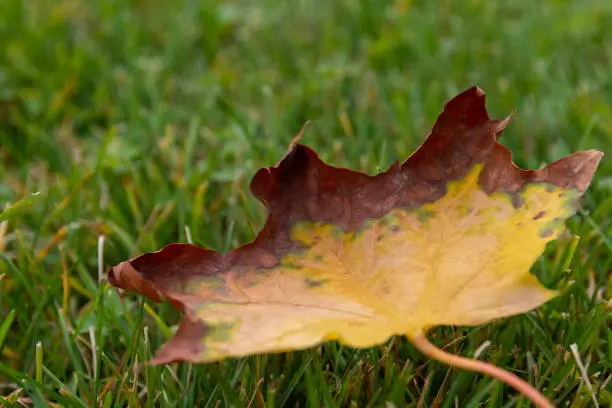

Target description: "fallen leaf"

left=109, top=87, right=602, bottom=406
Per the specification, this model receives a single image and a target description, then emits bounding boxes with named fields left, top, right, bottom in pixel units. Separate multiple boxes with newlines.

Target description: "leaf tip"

left=541, top=148, right=603, bottom=193
left=147, top=318, right=209, bottom=365
left=107, top=260, right=163, bottom=302
left=278, top=121, right=312, bottom=164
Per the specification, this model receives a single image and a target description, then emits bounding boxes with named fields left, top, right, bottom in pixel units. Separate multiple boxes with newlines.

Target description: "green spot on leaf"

left=304, top=278, right=328, bottom=288
left=415, top=208, right=436, bottom=224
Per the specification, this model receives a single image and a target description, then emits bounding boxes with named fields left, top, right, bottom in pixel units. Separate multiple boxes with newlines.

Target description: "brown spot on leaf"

left=511, top=194, right=524, bottom=209
left=533, top=211, right=546, bottom=220
left=540, top=229, right=554, bottom=238
left=260, top=252, right=278, bottom=268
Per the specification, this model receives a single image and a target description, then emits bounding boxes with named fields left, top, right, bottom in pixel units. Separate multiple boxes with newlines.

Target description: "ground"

left=0, top=0, right=611, bottom=407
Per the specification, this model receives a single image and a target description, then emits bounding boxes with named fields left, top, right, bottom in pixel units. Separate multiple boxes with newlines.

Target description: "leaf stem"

left=407, top=331, right=554, bottom=408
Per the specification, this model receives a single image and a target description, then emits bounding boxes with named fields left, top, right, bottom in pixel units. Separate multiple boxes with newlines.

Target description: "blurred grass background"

left=0, top=0, right=611, bottom=406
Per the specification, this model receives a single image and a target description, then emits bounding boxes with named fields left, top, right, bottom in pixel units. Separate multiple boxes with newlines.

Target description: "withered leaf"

left=109, top=87, right=602, bottom=367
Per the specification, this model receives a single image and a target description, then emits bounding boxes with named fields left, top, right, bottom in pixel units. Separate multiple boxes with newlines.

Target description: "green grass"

left=1, top=0, right=611, bottom=406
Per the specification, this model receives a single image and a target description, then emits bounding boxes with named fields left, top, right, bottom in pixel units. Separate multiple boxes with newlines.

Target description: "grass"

left=1, top=0, right=611, bottom=406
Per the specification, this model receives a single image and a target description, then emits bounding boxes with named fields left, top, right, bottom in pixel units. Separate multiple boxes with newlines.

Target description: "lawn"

left=1, top=0, right=611, bottom=406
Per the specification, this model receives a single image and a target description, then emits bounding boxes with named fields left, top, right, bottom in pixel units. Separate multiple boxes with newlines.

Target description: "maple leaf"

left=109, top=87, right=602, bottom=407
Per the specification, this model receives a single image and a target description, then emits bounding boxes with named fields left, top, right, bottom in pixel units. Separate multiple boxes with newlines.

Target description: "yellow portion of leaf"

left=186, top=164, right=578, bottom=361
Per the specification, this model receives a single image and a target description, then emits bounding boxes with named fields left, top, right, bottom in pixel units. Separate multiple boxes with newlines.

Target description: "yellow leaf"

left=109, top=87, right=602, bottom=407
